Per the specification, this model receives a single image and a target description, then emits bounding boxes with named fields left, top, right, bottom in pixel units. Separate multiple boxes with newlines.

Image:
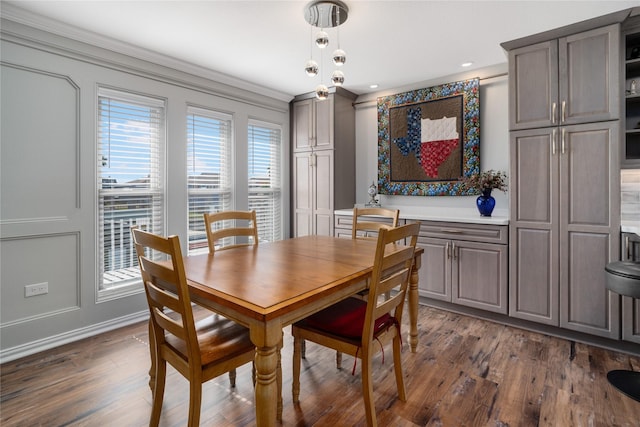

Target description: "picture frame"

left=377, top=78, right=480, bottom=196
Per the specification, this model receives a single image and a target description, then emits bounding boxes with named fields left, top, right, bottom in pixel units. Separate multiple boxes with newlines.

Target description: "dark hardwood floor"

left=2, top=305, right=639, bottom=426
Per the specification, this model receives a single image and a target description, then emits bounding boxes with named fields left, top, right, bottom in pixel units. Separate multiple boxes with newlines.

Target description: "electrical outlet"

left=25, top=282, right=48, bottom=297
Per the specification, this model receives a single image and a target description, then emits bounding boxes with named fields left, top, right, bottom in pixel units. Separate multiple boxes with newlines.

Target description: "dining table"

left=178, top=234, right=423, bottom=427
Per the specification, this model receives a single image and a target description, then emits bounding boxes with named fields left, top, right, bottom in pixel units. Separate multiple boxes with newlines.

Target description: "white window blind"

left=248, top=120, right=282, bottom=242
left=98, top=88, right=165, bottom=292
left=187, top=107, right=233, bottom=254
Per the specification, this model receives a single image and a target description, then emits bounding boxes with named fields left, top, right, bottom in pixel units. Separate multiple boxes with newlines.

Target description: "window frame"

left=96, top=87, right=166, bottom=301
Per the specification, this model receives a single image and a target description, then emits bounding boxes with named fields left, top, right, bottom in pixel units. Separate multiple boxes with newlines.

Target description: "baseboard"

left=0, top=310, right=149, bottom=364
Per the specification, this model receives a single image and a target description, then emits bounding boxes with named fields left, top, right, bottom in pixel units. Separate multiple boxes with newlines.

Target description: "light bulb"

left=315, top=84, right=329, bottom=100
left=331, top=70, right=344, bottom=86
left=315, top=31, right=329, bottom=48
left=332, top=49, right=346, bottom=66
left=304, top=59, right=318, bottom=77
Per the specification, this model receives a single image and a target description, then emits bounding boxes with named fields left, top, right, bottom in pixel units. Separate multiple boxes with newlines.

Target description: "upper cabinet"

left=623, top=17, right=640, bottom=168
left=292, top=96, right=333, bottom=152
left=507, top=24, right=620, bottom=131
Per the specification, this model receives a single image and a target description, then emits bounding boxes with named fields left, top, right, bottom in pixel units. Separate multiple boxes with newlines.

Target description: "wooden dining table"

left=180, top=234, right=423, bottom=427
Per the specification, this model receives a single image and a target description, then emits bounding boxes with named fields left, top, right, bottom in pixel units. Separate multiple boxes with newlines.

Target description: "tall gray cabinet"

left=291, top=88, right=356, bottom=237
left=503, top=20, right=622, bottom=338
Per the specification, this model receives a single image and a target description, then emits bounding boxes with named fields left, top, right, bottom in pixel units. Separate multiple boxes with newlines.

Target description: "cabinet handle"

left=309, top=152, right=316, bottom=167
left=626, top=235, right=631, bottom=260
left=552, top=128, right=557, bottom=155
left=446, top=241, right=450, bottom=259
left=561, top=128, right=566, bottom=154
left=561, top=101, right=566, bottom=123
left=552, top=102, right=557, bottom=124
left=452, top=242, right=457, bottom=260
left=441, top=228, right=464, bottom=234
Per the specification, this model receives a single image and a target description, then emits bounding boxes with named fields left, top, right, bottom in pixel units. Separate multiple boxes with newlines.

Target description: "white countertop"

left=621, top=221, right=640, bottom=235
left=335, top=207, right=509, bottom=225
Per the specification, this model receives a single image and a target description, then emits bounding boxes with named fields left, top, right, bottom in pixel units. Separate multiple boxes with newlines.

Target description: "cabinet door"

left=508, top=40, right=558, bottom=130
left=559, top=122, right=620, bottom=338
left=509, top=128, right=560, bottom=325
left=313, top=149, right=334, bottom=236
left=293, top=152, right=312, bottom=236
left=452, top=240, right=508, bottom=314
left=417, top=237, right=451, bottom=301
left=292, top=99, right=313, bottom=152
left=314, top=96, right=334, bottom=150
left=559, top=24, right=620, bottom=125
left=622, top=297, right=640, bottom=344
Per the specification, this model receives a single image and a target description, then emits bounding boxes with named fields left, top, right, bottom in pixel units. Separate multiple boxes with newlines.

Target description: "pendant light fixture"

left=303, top=0, right=349, bottom=100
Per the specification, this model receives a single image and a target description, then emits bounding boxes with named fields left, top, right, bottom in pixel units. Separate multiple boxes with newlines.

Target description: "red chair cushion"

left=303, top=297, right=395, bottom=338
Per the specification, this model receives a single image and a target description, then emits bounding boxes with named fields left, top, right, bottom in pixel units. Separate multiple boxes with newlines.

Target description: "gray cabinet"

left=507, top=24, right=619, bottom=131
left=417, top=222, right=508, bottom=315
left=509, top=122, right=621, bottom=338
left=335, top=215, right=509, bottom=314
left=291, top=88, right=356, bottom=237
left=623, top=19, right=640, bottom=168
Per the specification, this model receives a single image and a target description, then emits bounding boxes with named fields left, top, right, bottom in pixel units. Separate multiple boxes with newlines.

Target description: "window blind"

left=248, top=120, right=282, bottom=242
left=187, top=107, right=233, bottom=254
left=97, top=88, right=165, bottom=291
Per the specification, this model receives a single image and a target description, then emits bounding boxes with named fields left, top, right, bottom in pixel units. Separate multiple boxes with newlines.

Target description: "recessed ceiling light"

left=369, top=84, right=379, bottom=89
left=461, top=62, right=473, bottom=67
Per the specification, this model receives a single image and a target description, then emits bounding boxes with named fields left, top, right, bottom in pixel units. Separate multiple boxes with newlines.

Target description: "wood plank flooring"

left=2, top=305, right=639, bottom=426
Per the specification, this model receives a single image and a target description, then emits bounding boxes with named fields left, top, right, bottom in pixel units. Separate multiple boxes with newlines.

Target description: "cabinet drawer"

left=416, top=221, right=508, bottom=245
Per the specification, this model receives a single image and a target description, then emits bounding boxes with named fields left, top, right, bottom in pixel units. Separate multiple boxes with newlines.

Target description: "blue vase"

left=476, top=189, right=495, bottom=217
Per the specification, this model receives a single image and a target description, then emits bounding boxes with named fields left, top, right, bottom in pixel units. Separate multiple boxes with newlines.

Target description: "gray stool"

left=605, top=261, right=640, bottom=403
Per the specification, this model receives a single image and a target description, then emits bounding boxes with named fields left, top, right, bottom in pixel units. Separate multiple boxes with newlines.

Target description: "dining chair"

left=301, top=207, right=402, bottom=368
left=131, top=227, right=256, bottom=427
left=352, top=206, right=400, bottom=240
left=203, top=210, right=259, bottom=254
left=292, top=222, right=420, bottom=427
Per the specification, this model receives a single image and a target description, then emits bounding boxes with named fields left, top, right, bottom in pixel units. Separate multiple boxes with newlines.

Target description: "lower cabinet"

left=417, top=222, right=508, bottom=314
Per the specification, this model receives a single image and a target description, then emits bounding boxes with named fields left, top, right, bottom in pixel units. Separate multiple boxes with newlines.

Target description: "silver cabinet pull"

left=446, top=241, right=450, bottom=259
left=452, top=242, right=457, bottom=260
left=561, top=100, right=566, bottom=123
left=561, top=128, right=566, bottom=154
left=552, top=128, right=557, bottom=155
left=552, top=102, right=557, bottom=124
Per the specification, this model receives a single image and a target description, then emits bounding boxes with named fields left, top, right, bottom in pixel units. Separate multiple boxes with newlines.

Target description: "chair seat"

left=605, top=261, right=640, bottom=299
left=165, top=315, right=254, bottom=366
left=297, top=297, right=395, bottom=339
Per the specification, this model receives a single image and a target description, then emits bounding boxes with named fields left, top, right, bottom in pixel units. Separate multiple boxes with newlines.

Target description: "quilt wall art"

left=377, top=78, right=480, bottom=196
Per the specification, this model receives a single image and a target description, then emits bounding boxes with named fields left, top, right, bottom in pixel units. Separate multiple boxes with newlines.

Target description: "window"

left=186, top=107, right=233, bottom=254
left=248, top=120, right=282, bottom=242
left=97, top=88, right=165, bottom=295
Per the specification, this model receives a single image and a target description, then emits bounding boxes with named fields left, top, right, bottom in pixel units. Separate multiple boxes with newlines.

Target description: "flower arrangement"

left=460, top=169, right=508, bottom=194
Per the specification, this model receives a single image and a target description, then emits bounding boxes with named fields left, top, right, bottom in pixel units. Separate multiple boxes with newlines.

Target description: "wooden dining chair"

left=292, top=222, right=420, bottom=427
left=352, top=207, right=400, bottom=240
left=301, top=207, right=402, bottom=367
left=131, top=227, right=256, bottom=427
left=203, top=210, right=259, bottom=254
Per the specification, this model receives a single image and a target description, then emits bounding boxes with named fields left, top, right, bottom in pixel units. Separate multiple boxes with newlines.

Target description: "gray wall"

left=0, top=18, right=290, bottom=362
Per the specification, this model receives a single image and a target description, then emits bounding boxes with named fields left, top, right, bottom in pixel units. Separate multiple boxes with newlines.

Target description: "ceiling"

left=3, top=1, right=640, bottom=100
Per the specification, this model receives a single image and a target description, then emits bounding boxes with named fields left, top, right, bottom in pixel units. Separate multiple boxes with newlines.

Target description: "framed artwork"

left=377, top=78, right=480, bottom=196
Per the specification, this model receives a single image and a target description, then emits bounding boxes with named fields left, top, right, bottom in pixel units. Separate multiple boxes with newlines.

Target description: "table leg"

left=251, top=322, right=280, bottom=427
left=408, top=257, right=421, bottom=353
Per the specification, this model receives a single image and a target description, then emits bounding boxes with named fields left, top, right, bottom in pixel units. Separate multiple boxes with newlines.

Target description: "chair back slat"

left=352, top=207, right=400, bottom=240
left=204, top=210, right=259, bottom=254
